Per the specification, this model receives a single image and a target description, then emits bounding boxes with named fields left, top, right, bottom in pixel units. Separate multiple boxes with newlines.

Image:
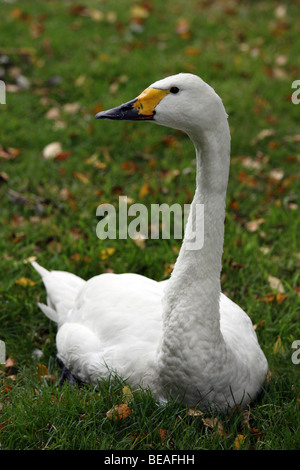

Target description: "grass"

left=0, top=0, right=299, bottom=450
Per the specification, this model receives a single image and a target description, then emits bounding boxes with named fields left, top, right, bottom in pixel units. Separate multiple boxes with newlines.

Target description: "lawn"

left=0, top=0, right=299, bottom=451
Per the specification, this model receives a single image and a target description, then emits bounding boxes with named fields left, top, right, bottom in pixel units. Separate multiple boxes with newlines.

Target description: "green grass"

left=0, top=0, right=299, bottom=450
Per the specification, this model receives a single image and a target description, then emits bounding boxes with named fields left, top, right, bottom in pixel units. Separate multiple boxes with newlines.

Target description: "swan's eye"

left=170, top=87, right=179, bottom=94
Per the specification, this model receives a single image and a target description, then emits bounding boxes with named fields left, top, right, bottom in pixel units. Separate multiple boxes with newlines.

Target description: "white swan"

left=32, top=73, right=268, bottom=411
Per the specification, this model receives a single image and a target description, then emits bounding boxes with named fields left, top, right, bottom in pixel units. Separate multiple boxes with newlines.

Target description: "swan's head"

left=95, top=73, right=227, bottom=136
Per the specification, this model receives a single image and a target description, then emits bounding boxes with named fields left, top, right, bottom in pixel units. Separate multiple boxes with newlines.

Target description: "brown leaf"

left=5, top=357, right=15, bottom=368
left=73, top=172, right=90, bottom=184
left=0, top=420, right=9, bottom=431
left=122, top=385, right=133, bottom=404
left=54, top=151, right=72, bottom=161
left=158, top=428, right=167, bottom=443
left=139, top=183, right=150, bottom=199
left=175, top=18, right=191, bottom=39
left=202, top=417, right=225, bottom=437
left=187, top=407, right=204, bottom=417
left=234, top=434, right=246, bottom=449
left=106, top=404, right=132, bottom=421
left=259, top=292, right=288, bottom=304
left=38, top=363, right=48, bottom=378
left=245, top=218, right=265, bottom=232
left=0, top=146, right=21, bottom=160
left=273, top=336, right=285, bottom=355
left=15, top=277, right=35, bottom=287
left=0, top=172, right=9, bottom=184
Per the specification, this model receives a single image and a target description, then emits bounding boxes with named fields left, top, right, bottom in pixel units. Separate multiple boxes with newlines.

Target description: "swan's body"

left=33, top=73, right=268, bottom=411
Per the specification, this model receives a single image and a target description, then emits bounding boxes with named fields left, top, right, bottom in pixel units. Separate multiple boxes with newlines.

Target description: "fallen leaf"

left=252, top=128, right=275, bottom=144
left=122, top=385, right=133, bottom=404
left=106, top=404, right=132, bottom=421
left=268, top=275, right=285, bottom=293
left=42, top=142, right=63, bottom=159
left=54, top=151, right=72, bottom=161
left=0, top=172, right=9, bottom=184
left=38, top=363, right=48, bottom=377
left=158, top=428, right=167, bottom=443
left=38, top=363, right=55, bottom=382
left=187, top=407, right=204, bottom=417
left=45, top=106, right=60, bottom=120
left=273, top=336, right=285, bottom=355
left=202, top=417, right=225, bottom=437
left=175, top=18, right=191, bottom=39
left=269, top=168, right=284, bottom=182
left=100, top=248, right=115, bottom=260
left=62, top=102, right=81, bottom=114
left=185, top=46, right=201, bottom=56
left=15, top=277, right=35, bottom=287
left=73, top=172, right=90, bottom=184
left=0, top=421, right=9, bottom=431
left=259, top=292, right=288, bottom=304
left=139, top=183, right=150, bottom=199
left=5, top=357, right=15, bottom=368
left=131, top=5, right=150, bottom=20
left=133, top=232, right=146, bottom=249
left=0, top=146, right=21, bottom=160
left=245, top=218, right=265, bottom=232
left=164, top=264, right=174, bottom=277
left=234, top=434, right=246, bottom=449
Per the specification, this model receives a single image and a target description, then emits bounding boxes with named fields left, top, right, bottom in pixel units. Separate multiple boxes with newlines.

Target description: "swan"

left=32, top=73, right=268, bottom=411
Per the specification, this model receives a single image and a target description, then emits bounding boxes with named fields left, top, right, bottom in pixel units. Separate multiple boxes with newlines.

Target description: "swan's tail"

left=32, top=261, right=86, bottom=325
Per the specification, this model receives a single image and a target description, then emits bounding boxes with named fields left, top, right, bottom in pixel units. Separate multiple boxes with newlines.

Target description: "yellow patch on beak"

left=133, top=88, right=170, bottom=118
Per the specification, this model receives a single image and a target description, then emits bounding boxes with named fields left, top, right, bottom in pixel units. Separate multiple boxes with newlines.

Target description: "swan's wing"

left=56, top=272, right=165, bottom=384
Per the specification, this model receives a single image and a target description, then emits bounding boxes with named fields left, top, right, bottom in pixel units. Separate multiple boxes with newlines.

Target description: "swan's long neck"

left=158, top=105, right=231, bottom=382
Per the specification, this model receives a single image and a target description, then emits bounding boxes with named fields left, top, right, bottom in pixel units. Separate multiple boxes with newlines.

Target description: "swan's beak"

left=95, top=87, right=169, bottom=121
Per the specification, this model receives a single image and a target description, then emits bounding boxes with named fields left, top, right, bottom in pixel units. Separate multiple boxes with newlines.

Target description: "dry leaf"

left=245, top=218, right=265, bottom=232
left=38, top=363, right=55, bottom=382
left=139, top=183, right=150, bottom=199
left=45, top=107, right=60, bottom=120
left=106, top=404, right=132, bottom=421
left=5, top=357, right=15, bottom=368
left=175, top=18, right=191, bottom=39
left=122, top=385, right=133, bottom=404
left=202, top=417, right=225, bottom=437
left=252, top=128, right=275, bottom=144
left=273, top=336, right=285, bottom=355
left=0, top=146, right=20, bottom=160
left=131, top=5, right=150, bottom=19
left=268, top=275, right=285, bottom=293
left=100, top=248, right=115, bottom=260
left=133, top=233, right=146, bottom=249
left=187, top=407, right=204, bottom=417
left=259, top=292, right=288, bottom=304
left=73, top=172, right=90, bottom=184
left=38, top=363, right=48, bottom=378
left=0, top=172, right=9, bottom=183
left=158, top=428, right=167, bottom=443
left=54, top=151, right=72, bottom=161
left=62, top=102, right=81, bottom=114
left=42, top=142, right=63, bottom=159
left=15, top=277, right=35, bottom=287
left=164, top=264, right=174, bottom=277
left=234, top=434, right=246, bottom=449
left=269, top=168, right=284, bottom=182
